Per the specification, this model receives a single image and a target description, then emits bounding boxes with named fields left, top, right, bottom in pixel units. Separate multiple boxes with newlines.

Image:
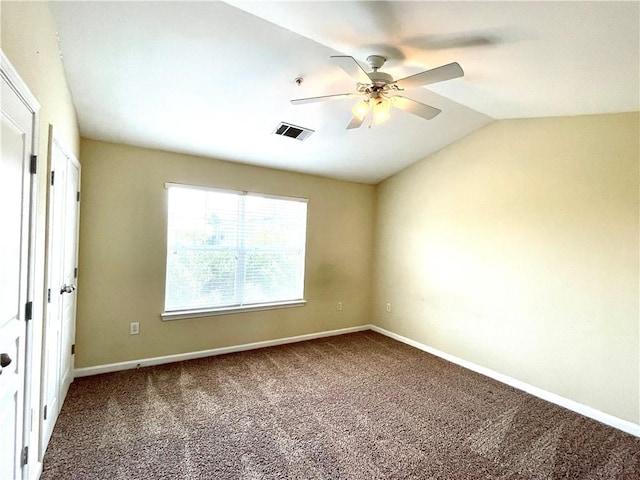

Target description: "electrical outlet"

left=386, top=302, right=392, bottom=313
left=337, top=301, right=343, bottom=311
left=130, top=322, right=140, bottom=335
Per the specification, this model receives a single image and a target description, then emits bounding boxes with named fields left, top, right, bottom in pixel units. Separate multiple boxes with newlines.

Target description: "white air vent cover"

left=273, top=122, right=314, bottom=141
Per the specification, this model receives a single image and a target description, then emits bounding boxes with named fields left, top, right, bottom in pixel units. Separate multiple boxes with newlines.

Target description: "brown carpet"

left=41, top=331, right=639, bottom=479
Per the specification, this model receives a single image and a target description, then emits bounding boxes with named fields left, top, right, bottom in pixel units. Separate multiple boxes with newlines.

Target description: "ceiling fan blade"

left=404, top=33, right=498, bottom=51
left=347, top=114, right=365, bottom=129
left=395, top=62, right=464, bottom=90
left=330, top=56, right=372, bottom=84
left=392, top=96, right=441, bottom=120
left=291, top=93, right=361, bottom=105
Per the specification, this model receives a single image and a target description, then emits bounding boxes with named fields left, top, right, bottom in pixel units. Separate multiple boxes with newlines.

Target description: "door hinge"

left=44, top=405, right=48, bottom=421
left=77, top=191, right=81, bottom=202
left=47, top=288, right=51, bottom=303
left=25, top=301, right=33, bottom=321
left=51, top=170, right=55, bottom=185
left=71, top=344, right=75, bottom=355
left=30, top=155, right=37, bottom=174
left=74, top=267, right=78, bottom=279
left=22, top=446, right=28, bottom=466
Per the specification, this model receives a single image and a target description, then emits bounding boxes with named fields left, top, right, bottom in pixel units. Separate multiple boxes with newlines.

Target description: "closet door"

left=41, top=133, right=80, bottom=454
left=0, top=54, right=38, bottom=480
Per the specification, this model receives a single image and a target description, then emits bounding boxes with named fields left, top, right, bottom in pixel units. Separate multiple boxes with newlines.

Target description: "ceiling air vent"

left=273, top=122, right=314, bottom=141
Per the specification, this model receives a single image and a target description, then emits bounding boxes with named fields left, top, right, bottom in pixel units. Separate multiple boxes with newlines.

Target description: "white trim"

left=370, top=325, right=640, bottom=438
left=161, top=299, right=306, bottom=321
left=28, top=460, right=42, bottom=480
left=0, top=51, right=41, bottom=112
left=164, top=181, right=308, bottom=203
left=74, top=325, right=369, bottom=377
left=73, top=323, right=640, bottom=438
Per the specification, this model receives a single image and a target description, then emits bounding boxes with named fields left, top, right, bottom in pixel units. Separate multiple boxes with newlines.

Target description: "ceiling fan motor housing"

left=365, top=56, right=394, bottom=86
left=368, top=71, right=394, bottom=85
left=366, top=55, right=387, bottom=70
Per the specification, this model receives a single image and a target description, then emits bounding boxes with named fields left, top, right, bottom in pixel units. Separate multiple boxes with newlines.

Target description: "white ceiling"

left=50, top=1, right=639, bottom=184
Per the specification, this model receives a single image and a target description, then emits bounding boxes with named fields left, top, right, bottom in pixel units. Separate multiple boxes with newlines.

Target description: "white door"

left=41, top=134, right=80, bottom=452
left=41, top=137, right=65, bottom=449
left=0, top=57, right=38, bottom=480
left=59, top=157, right=79, bottom=400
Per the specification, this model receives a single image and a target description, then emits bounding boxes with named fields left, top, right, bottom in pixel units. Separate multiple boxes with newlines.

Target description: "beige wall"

left=76, top=139, right=375, bottom=367
left=373, top=113, right=640, bottom=423
left=1, top=1, right=80, bottom=156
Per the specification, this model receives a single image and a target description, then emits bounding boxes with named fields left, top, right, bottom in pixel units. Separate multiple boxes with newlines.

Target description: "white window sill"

left=161, top=300, right=306, bottom=321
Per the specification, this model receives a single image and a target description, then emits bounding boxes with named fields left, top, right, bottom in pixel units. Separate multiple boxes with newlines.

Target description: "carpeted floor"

left=41, top=331, right=639, bottom=479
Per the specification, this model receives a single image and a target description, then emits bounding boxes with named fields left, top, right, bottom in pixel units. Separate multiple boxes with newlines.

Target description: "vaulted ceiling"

left=50, top=1, right=639, bottom=184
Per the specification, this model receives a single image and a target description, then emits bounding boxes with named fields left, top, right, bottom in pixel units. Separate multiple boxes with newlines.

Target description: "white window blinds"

left=164, top=184, right=307, bottom=313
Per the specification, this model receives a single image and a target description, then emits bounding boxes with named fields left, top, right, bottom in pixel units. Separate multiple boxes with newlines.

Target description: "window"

left=162, top=183, right=307, bottom=319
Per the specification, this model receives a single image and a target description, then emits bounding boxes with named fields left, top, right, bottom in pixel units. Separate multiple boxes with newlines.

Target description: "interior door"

left=41, top=135, right=80, bottom=452
left=59, top=141, right=79, bottom=406
left=41, top=136, right=65, bottom=450
left=0, top=60, right=36, bottom=480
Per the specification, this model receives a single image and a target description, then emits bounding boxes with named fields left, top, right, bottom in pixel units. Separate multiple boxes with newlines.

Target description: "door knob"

left=0, top=353, right=11, bottom=375
left=60, top=284, right=76, bottom=294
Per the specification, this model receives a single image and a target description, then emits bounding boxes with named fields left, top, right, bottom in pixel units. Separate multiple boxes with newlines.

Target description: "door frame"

left=1, top=50, right=41, bottom=480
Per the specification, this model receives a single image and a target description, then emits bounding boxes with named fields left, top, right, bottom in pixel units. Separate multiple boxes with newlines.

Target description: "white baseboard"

left=30, top=460, right=42, bottom=480
left=73, top=323, right=639, bottom=438
left=370, top=325, right=640, bottom=438
left=73, top=325, right=370, bottom=378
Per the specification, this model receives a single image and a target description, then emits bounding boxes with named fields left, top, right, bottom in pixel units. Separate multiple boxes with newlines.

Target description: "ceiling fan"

left=291, top=55, right=464, bottom=129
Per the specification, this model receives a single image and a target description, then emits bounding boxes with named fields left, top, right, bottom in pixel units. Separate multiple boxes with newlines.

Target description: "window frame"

left=161, top=182, right=308, bottom=321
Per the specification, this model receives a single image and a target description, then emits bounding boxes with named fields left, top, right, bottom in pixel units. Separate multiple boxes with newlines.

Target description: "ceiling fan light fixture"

left=352, top=99, right=370, bottom=121
left=373, top=97, right=391, bottom=124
